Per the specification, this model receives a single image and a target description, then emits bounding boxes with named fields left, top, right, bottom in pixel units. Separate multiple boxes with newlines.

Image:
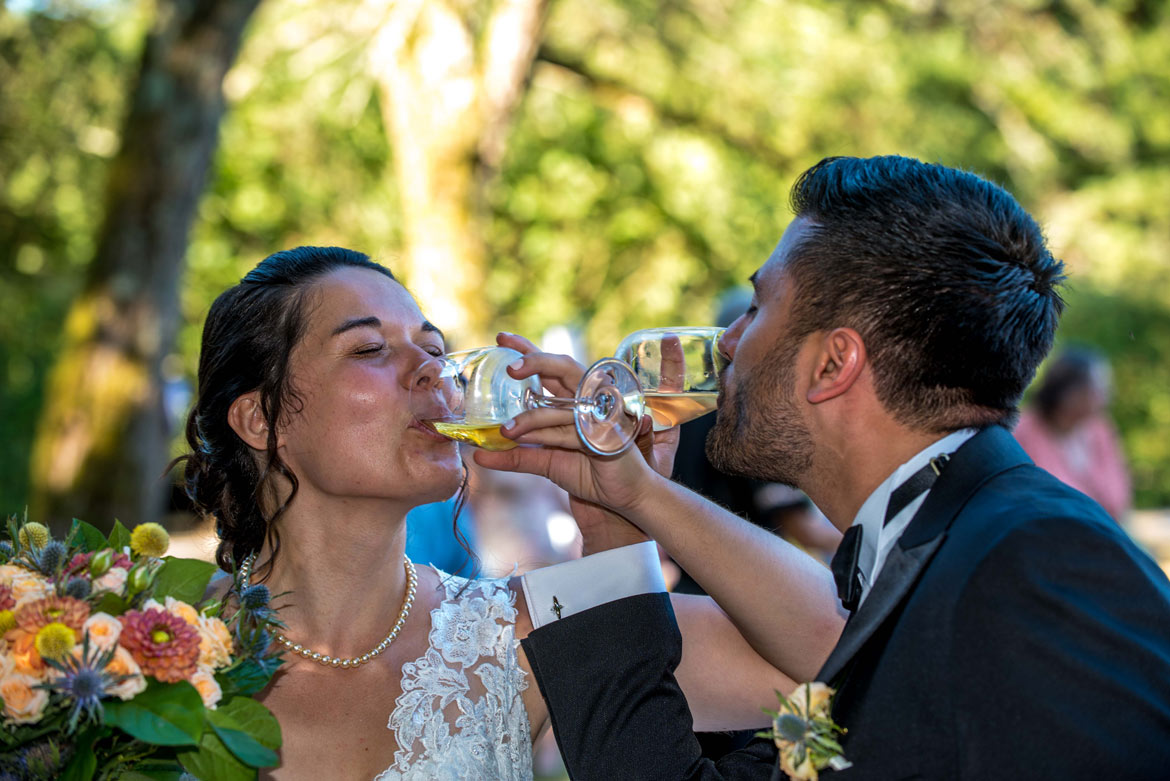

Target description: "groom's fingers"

left=503, top=407, right=576, bottom=440
left=473, top=442, right=555, bottom=477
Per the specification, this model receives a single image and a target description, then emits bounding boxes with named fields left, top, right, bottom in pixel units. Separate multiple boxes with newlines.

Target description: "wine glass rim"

left=622, top=325, right=725, bottom=336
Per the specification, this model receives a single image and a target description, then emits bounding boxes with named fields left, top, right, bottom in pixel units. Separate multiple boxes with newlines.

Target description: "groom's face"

left=706, top=219, right=816, bottom=487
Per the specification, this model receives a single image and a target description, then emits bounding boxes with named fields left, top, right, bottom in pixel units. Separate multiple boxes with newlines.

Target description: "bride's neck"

left=257, top=497, right=411, bottom=653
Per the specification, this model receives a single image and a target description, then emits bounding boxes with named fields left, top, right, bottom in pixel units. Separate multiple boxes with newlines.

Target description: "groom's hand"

left=474, top=332, right=669, bottom=519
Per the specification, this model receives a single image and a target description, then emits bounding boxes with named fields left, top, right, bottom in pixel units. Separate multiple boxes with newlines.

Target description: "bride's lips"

left=409, top=418, right=451, bottom=443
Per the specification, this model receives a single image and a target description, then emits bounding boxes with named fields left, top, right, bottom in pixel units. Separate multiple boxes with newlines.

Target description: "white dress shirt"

left=851, top=428, right=977, bottom=607
left=520, top=540, right=665, bottom=629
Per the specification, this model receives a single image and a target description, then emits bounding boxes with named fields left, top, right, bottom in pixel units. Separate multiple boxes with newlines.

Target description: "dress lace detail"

left=375, top=573, right=533, bottom=780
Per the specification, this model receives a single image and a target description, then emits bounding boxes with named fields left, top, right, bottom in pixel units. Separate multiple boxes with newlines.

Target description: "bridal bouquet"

left=1, top=514, right=283, bottom=780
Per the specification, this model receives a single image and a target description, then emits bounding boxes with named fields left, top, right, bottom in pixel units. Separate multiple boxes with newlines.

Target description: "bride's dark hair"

left=171, top=246, right=472, bottom=579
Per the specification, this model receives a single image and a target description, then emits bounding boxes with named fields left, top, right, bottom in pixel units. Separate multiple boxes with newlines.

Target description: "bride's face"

left=274, top=266, right=462, bottom=507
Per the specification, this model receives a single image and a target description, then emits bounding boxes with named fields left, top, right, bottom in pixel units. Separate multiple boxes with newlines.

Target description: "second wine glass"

left=613, top=326, right=728, bottom=430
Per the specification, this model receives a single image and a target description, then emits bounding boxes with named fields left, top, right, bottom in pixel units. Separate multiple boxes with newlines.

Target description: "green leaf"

left=218, top=657, right=279, bottom=696
left=119, top=758, right=187, bottom=780
left=207, top=696, right=282, bottom=767
left=177, top=725, right=257, bottom=781
left=152, top=557, right=218, bottom=605
left=69, top=519, right=109, bottom=553
left=58, top=725, right=105, bottom=781
left=108, top=520, right=132, bottom=553
left=104, top=679, right=206, bottom=746
left=120, top=769, right=186, bottom=781
left=93, top=590, right=129, bottom=617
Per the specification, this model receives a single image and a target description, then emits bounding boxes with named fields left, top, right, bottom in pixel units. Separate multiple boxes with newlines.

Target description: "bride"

left=175, top=245, right=843, bottom=779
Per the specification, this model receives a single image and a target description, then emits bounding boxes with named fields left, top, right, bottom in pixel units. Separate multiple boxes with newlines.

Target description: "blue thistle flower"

left=240, top=583, right=271, bottom=610
left=250, top=628, right=272, bottom=655
left=18, top=739, right=70, bottom=780
left=64, top=576, right=91, bottom=600
left=0, top=539, right=13, bottom=560
left=35, top=540, right=67, bottom=575
left=43, top=638, right=118, bottom=732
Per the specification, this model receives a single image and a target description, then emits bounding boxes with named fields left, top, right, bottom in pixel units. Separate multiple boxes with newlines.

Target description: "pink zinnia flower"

left=118, top=608, right=201, bottom=683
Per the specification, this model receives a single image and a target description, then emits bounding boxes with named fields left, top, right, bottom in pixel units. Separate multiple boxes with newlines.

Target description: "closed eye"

left=354, top=344, right=385, bottom=356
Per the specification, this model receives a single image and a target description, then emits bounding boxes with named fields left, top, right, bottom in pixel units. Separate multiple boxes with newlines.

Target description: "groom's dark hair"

left=784, top=155, right=1066, bottom=431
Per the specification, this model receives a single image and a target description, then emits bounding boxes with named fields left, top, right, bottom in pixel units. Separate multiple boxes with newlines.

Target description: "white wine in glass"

left=614, top=327, right=727, bottom=431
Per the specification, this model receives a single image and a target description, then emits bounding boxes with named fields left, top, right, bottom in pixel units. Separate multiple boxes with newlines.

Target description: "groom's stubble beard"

left=706, top=336, right=815, bottom=488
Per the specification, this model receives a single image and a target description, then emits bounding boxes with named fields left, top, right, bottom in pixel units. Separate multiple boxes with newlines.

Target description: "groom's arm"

left=521, top=591, right=778, bottom=781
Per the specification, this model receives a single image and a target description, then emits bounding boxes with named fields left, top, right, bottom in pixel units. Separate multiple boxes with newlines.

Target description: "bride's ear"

left=228, top=391, right=270, bottom=451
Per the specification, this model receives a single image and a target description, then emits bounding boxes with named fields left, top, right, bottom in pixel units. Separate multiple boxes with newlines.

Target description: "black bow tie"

left=830, top=454, right=952, bottom=612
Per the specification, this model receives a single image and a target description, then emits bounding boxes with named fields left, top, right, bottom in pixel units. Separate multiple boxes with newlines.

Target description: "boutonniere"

left=758, top=682, right=851, bottom=780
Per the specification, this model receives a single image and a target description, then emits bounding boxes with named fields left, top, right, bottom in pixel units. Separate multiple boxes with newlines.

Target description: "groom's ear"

left=806, top=327, right=866, bottom=404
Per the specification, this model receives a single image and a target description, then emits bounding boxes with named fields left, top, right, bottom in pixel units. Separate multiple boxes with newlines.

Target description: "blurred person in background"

left=1013, top=347, right=1132, bottom=521
left=404, top=485, right=480, bottom=578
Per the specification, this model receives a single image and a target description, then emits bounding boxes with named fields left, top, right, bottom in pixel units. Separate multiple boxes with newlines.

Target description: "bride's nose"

left=407, top=354, right=443, bottom=391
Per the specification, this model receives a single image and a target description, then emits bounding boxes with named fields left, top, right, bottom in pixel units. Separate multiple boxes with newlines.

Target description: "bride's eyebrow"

left=419, top=321, right=444, bottom=344
left=331, top=316, right=381, bottom=338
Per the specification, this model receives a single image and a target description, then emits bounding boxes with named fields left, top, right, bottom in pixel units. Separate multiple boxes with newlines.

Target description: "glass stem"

left=531, top=394, right=580, bottom=410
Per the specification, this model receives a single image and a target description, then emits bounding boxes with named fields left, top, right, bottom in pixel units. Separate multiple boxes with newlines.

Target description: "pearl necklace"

left=239, top=552, right=417, bottom=670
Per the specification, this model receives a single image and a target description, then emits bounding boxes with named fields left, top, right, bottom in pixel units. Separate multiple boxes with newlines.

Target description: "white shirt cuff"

left=521, top=541, right=666, bottom=629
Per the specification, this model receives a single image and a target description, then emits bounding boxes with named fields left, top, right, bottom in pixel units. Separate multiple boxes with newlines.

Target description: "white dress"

left=374, top=572, right=534, bottom=780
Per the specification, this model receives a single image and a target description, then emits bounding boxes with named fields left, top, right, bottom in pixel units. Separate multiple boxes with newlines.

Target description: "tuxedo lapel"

left=816, top=534, right=945, bottom=684
left=815, top=426, right=1033, bottom=685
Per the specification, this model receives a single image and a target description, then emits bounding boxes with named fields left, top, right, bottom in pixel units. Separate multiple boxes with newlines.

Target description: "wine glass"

left=612, top=326, right=727, bottom=430
left=410, top=346, right=644, bottom=456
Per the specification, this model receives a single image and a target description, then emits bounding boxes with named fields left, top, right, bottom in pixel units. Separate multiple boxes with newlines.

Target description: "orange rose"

left=1, top=670, right=49, bottom=724
left=190, top=665, right=223, bottom=709
left=82, top=612, right=123, bottom=652
left=0, top=565, right=51, bottom=608
left=196, top=615, right=233, bottom=670
left=104, top=646, right=147, bottom=701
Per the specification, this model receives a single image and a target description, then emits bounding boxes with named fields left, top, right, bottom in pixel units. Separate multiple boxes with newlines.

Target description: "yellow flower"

left=17, top=523, right=50, bottom=550
left=82, top=612, right=123, bottom=652
left=779, top=744, right=820, bottom=781
left=0, top=670, right=49, bottom=724
left=788, top=681, right=834, bottom=717
left=190, top=665, right=223, bottom=709
left=130, top=523, right=170, bottom=558
left=34, top=622, right=75, bottom=661
left=0, top=609, right=15, bottom=637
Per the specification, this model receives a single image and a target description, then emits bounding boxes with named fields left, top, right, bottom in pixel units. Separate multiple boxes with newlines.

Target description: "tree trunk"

left=370, top=0, right=547, bottom=341
left=30, top=0, right=261, bottom=533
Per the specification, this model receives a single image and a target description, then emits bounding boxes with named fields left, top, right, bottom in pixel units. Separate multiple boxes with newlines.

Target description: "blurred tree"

left=4, top=0, right=1169, bottom=516
left=0, top=3, right=143, bottom=516
left=27, top=0, right=260, bottom=531
left=369, top=0, right=548, bottom=340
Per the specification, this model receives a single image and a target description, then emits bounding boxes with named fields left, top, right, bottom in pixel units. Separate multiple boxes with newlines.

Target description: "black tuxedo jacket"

left=521, top=426, right=1170, bottom=779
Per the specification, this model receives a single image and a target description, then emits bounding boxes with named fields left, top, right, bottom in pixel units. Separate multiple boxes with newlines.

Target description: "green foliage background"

left=2, top=0, right=1168, bottom=508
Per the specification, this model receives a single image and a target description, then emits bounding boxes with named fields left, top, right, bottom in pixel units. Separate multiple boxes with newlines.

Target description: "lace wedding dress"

left=374, top=573, right=534, bottom=780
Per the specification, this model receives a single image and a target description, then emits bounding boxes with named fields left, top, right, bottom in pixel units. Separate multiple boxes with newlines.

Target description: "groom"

left=489, top=156, right=1170, bottom=778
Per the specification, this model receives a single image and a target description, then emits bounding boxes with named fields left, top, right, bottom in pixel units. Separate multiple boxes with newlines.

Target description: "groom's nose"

left=719, top=315, right=747, bottom=361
